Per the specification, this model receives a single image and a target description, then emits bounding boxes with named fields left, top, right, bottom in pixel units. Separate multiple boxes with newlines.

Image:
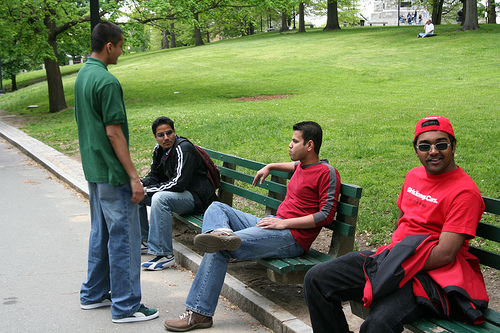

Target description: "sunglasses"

left=156, top=130, right=174, bottom=138
left=417, top=142, right=451, bottom=152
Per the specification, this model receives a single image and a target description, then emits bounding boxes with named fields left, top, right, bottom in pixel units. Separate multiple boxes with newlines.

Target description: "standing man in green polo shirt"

left=74, top=21, right=158, bottom=323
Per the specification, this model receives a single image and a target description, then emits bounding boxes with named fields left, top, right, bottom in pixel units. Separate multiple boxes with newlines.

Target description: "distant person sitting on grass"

left=418, top=19, right=435, bottom=38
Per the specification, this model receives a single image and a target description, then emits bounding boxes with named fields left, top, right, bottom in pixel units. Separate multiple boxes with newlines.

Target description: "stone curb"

left=0, top=120, right=313, bottom=333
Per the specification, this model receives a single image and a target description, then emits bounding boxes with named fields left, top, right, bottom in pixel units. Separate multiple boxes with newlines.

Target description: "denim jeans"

left=80, top=182, right=142, bottom=319
left=418, top=32, right=434, bottom=38
left=304, top=251, right=424, bottom=333
left=185, top=202, right=304, bottom=317
left=139, top=190, right=195, bottom=256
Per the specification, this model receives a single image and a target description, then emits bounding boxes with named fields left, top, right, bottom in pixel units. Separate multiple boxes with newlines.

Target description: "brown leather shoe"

left=164, top=310, right=213, bottom=332
left=193, top=228, right=241, bottom=253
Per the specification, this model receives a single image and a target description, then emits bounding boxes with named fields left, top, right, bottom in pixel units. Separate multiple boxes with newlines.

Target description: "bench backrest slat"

left=468, top=247, right=500, bottom=270
left=219, top=166, right=288, bottom=195
left=203, top=147, right=291, bottom=179
left=484, top=197, right=500, bottom=215
left=470, top=196, right=500, bottom=270
left=220, top=182, right=283, bottom=210
left=476, top=222, right=500, bottom=243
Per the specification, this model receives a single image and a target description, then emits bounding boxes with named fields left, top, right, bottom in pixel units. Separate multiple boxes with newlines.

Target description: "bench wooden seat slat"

left=256, top=258, right=293, bottom=274
left=404, top=318, right=445, bottom=333
left=483, top=308, right=500, bottom=325
left=428, top=317, right=496, bottom=333
left=256, top=249, right=332, bottom=275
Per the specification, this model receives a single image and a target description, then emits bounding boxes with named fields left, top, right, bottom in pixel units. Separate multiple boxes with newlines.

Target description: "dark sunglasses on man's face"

left=417, top=142, right=451, bottom=152
left=156, top=130, right=174, bottom=138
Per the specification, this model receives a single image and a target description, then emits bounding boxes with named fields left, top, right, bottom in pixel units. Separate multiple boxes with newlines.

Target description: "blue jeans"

left=418, top=32, right=434, bottom=38
left=185, top=202, right=304, bottom=316
left=80, top=182, right=142, bottom=319
left=304, top=251, right=425, bottom=333
left=139, top=190, right=195, bottom=255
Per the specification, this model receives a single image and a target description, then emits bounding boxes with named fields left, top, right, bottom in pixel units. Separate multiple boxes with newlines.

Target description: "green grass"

left=1, top=24, right=499, bottom=246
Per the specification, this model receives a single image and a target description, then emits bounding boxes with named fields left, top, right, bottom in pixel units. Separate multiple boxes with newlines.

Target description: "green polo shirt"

left=74, top=57, right=130, bottom=185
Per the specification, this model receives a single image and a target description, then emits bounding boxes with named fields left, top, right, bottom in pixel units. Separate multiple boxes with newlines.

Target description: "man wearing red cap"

left=304, top=116, right=488, bottom=333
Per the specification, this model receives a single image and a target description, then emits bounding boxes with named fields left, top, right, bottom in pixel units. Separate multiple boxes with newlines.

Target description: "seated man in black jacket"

left=140, top=116, right=218, bottom=270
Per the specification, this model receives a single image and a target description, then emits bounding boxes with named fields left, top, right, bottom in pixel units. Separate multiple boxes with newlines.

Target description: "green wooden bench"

left=172, top=147, right=362, bottom=284
left=350, top=196, right=500, bottom=332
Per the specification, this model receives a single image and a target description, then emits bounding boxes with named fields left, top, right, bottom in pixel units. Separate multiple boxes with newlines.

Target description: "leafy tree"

left=0, top=0, right=122, bottom=112
left=0, top=0, right=45, bottom=92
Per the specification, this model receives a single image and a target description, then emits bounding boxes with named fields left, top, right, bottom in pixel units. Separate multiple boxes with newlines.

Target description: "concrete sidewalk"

left=0, top=120, right=312, bottom=333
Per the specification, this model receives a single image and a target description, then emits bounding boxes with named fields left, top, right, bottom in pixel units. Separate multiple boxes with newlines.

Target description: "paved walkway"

left=0, top=120, right=312, bottom=333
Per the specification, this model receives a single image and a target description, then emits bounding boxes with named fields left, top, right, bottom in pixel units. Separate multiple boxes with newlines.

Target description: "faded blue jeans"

left=139, top=190, right=195, bottom=256
left=80, top=182, right=142, bottom=320
left=185, top=201, right=304, bottom=317
left=304, top=251, right=425, bottom=333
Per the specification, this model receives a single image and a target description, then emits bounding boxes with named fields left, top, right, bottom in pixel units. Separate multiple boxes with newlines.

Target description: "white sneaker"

left=81, top=294, right=112, bottom=310
left=141, top=255, right=175, bottom=270
left=112, top=304, right=159, bottom=323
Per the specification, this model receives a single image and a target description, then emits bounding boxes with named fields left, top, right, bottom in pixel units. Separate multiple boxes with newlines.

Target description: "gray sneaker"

left=193, top=228, right=241, bottom=253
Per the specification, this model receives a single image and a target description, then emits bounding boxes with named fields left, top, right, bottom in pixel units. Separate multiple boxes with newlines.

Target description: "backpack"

left=193, top=144, right=221, bottom=190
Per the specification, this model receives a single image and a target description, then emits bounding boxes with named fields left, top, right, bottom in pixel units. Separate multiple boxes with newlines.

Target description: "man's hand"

left=252, top=166, right=270, bottom=186
left=130, top=178, right=145, bottom=204
left=257, top=216, right=287, bottom=229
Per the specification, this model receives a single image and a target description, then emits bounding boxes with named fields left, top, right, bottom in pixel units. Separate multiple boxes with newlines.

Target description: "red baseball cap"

left=414, top=116, right=455, bottom=140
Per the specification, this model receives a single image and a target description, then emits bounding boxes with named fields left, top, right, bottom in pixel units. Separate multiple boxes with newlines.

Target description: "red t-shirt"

left=276, top=161, right=341, bottom=252
left=394, top=166, right=484, bottom=252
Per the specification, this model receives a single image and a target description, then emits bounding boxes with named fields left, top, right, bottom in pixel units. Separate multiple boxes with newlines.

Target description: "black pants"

left=304, top=251, right=425, bottom=333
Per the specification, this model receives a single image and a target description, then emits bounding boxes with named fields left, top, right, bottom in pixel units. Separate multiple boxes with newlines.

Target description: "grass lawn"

left=1, top=24, right=499, bottom=246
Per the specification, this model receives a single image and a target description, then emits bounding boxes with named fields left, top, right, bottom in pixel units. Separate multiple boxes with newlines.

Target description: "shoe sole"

left=146, top=263, right=175, bottom=271
left=112, top=310, right=159, bottom=323
left=81, top=299, right=112, bottom=310
left=194, top=234, right=241, bottom=253
left=164, top=321, right=213, bottom=332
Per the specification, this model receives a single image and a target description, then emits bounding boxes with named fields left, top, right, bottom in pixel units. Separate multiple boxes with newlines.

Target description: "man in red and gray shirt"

left=165, top=121, right=341, bottom=331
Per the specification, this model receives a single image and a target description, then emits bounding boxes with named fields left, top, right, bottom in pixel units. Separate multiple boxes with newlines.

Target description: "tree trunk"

left=431, top=0, right=444, bottom=24
left=194, top=13, right=204, bottom=46
left=324, top=0, right=341, bottom=31
left=462, top=0, right=480, bottom=30
left=162, top=30, right=169, bottom=49
left=298, top=3, right=306, bottom=33
left=280, top=12, right=288, bottom=32
left=487, top=0, right=496, bottom=23
left=170, top=23, right=176, bottom=48
left=11, top=75, right=18, bottom=92
left=45, top=38, right=67, bottom=113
